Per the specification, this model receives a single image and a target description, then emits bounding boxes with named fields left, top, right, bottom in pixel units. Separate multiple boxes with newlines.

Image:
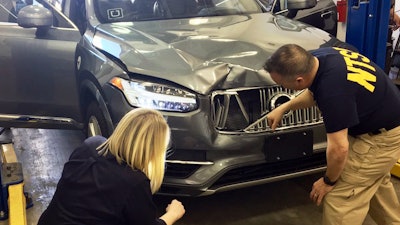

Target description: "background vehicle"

left=293, top=0, right=338, bottom=37
left=259, top=0, right=338, bottom=36
left=0, top=0, right=350, bottom=196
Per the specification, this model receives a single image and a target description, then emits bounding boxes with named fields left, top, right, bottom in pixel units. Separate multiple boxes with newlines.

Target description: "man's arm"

left=390, top=2, right=400, bottom=30
left=325, top=128, right=349, bottom=183
left=310, top=128, right=349, bottom=206
left=267, top=89, right=316, bottom=130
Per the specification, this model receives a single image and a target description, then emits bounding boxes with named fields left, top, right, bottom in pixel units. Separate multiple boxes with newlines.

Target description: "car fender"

left=78, top=74, right=115, bottom=135
left=75, top=43, right=117, bottom=135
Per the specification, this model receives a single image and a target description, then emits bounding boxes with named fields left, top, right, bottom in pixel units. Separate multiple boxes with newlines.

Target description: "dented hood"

left=93, top=13, right=337, bottom=94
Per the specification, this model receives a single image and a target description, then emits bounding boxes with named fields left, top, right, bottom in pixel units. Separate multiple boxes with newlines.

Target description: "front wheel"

left=85, top=101, right=110, bottom=137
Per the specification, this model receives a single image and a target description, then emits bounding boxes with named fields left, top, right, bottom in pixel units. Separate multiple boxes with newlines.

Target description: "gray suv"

left=0, top=0, right=352, bottom=196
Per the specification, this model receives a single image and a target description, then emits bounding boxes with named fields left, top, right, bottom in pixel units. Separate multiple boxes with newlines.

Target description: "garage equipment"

left=391, top=159, right=400, bottom=178
left=345, top=0, right=391, bottom=70
left=0, top=128, right=30, bottom=225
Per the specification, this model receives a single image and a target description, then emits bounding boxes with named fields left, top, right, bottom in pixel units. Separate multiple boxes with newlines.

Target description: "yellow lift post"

left=0, top=128, right=27, bottom=225
left=391, top=159, right=400, bottom=178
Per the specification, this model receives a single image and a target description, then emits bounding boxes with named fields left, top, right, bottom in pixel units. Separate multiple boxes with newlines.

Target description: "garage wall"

left=332, top=0, right=347, bottom=41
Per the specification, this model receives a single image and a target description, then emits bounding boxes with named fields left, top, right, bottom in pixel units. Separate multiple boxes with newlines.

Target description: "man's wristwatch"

left=323, top=174, right=337, bottom=186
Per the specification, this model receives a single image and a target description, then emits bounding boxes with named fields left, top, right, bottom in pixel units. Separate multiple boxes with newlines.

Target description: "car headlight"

left=110, top=77, right=198, bottom=112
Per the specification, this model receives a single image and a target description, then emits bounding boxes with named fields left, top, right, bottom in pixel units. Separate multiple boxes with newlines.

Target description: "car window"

left=257, top=0, right=275, bottom=12
left=62, top=0, right=86, bottom=33
left=259, top=0, right=320, bottom=13
left=47, top=0, right=62, bottom=10
left=94, top=0, right=264, bottom=23
left=258, top=0, right=302, bottom=18
left=0, top=0, right=75, bottom=29
left=0, top=0, right=29, bottom=23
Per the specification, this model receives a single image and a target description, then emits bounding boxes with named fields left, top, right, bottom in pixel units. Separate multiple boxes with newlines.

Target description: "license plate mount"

left=264, top=130, right=313, bottom=162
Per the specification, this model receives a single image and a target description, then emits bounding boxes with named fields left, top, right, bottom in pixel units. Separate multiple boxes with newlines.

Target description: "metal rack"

left=0, top=128, right=31, bottom=225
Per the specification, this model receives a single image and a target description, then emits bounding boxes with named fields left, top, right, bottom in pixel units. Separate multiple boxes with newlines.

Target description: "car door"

left=0, top=0, right=83, bottom=129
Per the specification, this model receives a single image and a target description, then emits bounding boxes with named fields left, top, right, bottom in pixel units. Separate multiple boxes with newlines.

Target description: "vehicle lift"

left=340, top=0, right=400, bottom=178
left=0, top=128, right=31, bottom=225
left=345, top=0, right=391, bottom=71
left=392, top=159, right=400, bottom=178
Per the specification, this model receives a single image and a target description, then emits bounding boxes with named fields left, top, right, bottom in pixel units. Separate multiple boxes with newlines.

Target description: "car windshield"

left=94, top=0, right=266, bottom=23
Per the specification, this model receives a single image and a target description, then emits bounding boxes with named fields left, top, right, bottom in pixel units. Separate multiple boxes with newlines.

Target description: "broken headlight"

left=110, top=77, right=198, bottom=112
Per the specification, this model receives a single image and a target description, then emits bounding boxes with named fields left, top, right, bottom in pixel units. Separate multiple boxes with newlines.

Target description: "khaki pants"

left=323, top=126, right=400, bottom=225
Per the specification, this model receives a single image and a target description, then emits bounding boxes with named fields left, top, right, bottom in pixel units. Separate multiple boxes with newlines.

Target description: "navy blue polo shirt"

left=309, top=47, right=400, bottom=136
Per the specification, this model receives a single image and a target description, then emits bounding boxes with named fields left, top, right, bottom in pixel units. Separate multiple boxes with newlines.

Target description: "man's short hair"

left=264, top=44, right=315, bottom=79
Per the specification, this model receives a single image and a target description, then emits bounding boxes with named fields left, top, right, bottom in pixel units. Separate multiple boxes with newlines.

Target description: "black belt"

left=369, top=124, right=399, bottom=135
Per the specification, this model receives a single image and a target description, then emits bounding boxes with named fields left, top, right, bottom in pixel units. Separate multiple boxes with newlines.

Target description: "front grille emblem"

left=269, top=92, right=294, bottom=117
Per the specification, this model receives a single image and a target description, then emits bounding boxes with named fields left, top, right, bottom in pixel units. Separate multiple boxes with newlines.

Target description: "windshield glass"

left=95, top=0, right=265, bottom=23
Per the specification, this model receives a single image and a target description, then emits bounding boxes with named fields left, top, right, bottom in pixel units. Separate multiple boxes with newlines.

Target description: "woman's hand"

left=160, top=199, right=185, bottom=225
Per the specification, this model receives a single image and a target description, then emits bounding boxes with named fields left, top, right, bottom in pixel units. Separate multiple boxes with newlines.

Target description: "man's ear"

left=295, top=76, right=307, bottom=88
left=295, top=76, right=304, bottom=84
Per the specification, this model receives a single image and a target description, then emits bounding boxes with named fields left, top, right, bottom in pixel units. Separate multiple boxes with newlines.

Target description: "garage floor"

left=0, top=128, right=399, bottom=225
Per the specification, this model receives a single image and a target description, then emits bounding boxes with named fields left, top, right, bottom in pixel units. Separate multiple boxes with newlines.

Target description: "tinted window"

left=0, top=0, right=20, bottom=22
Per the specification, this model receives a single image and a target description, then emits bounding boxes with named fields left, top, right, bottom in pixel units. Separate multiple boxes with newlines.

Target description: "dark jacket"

left=37, top=136, right=166, bottom=225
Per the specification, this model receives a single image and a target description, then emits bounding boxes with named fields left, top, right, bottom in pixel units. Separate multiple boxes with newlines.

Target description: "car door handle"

left=320, top=11, right=334, bottom=18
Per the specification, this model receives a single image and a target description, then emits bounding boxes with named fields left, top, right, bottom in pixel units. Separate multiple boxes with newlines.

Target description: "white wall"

left=332, top=0, right=347, bottom=41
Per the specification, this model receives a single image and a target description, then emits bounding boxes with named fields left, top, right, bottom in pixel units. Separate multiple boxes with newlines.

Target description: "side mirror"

left=287, top=0, right=317, bottom=10
left=17, top=5, right=53, bottom=28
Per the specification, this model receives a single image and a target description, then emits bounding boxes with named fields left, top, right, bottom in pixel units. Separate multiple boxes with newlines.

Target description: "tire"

left=85, top=101, right=110, bottom=137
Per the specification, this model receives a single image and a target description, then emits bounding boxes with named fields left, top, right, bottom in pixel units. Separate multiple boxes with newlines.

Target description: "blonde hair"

left=97, top=108, right=170, bottom=194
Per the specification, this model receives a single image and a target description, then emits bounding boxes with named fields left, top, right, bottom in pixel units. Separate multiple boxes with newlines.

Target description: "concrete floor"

left=0, top=128, right=399, bottom=225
